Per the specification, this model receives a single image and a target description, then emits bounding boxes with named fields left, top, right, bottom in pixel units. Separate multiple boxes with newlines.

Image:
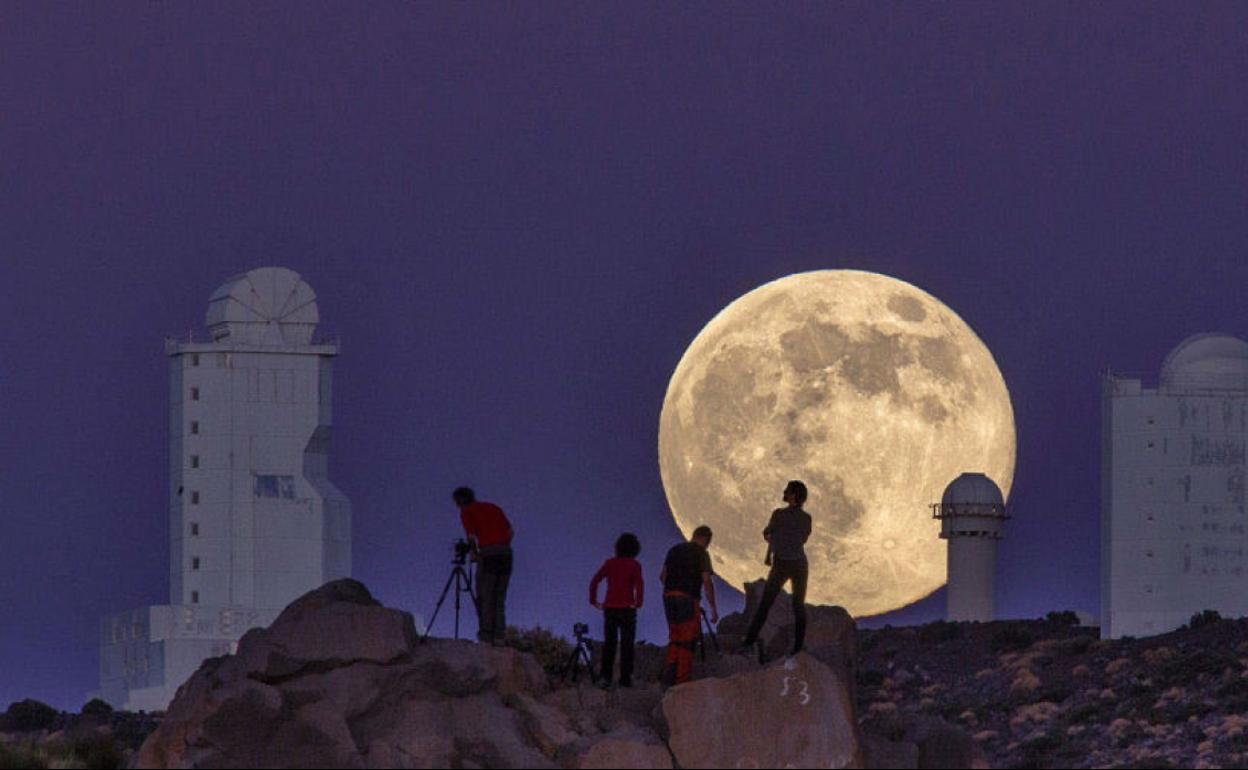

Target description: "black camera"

left=453, top=539, right=472, bottom=564
left=573, top=622, right=589, bottom=638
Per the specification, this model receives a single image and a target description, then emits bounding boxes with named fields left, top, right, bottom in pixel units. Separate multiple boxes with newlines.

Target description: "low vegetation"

left=857, top=613, right=1248, bottom=769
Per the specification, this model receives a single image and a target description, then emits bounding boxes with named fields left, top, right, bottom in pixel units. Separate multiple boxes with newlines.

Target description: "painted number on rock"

left=780, top=675, right=811, bottom=706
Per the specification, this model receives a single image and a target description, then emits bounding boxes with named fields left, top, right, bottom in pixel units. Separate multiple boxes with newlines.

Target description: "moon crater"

left=658, top=270, right=1016, bottom=617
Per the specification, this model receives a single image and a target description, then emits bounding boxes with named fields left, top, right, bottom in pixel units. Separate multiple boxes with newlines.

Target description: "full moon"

left=658, top=270, right=1016, bottom=617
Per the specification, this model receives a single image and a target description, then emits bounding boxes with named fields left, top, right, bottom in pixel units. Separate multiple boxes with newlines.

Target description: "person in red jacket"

left=454, top=486, right=514, bottom=645
left=589, top=533, right=644, bottom=688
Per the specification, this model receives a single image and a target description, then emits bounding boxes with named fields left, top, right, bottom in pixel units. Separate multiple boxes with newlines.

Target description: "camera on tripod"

left=562, top=621, right=596, bottom=683
left=421, top=540, right=477, bottom=643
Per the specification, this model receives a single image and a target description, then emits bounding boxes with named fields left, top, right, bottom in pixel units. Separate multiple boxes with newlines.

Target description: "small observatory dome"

left=936, top=472, right=1007, bottom=540
left=1160, top=333, right=1248, bottom=392
left=941, top=472, right=1005, bottom=508
left=206, top=267, right=320, bottom=345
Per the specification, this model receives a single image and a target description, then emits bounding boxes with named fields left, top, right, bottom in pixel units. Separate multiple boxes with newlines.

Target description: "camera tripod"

left=695, top=607, right=719, bottom=662
left=560, top=630, right=599, bottom=684
left=421, top=557, right=477, bottom=643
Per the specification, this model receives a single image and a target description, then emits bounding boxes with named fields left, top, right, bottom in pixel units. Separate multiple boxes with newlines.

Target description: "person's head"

left=615, top=532, right=641, bottom=559
left=691, top=525, right=713, bottom=549
left=783, top=480, right=808, bottom=507
left=451, top=487, right=475, bottom=509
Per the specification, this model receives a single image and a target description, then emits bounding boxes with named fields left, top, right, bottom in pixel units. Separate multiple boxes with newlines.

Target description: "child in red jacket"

left=589, top=533, right=644, bottom=688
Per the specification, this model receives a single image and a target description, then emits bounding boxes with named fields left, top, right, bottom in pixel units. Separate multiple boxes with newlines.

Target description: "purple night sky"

left=3, top=4, right=1248, bottom=709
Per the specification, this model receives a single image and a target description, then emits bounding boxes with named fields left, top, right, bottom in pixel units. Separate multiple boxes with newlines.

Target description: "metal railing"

left=930, top=502, right=1010, bottom=521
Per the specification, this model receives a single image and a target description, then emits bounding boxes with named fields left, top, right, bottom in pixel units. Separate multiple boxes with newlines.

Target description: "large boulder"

left=906, top=717, right=989, bottom=770
left=719, top=580, right=856, bottom=669
left=571, top=726, right=673, bottom=769
left=218, top=578, right=419, bottom=684
left=661, top=652, right=862, bottom=769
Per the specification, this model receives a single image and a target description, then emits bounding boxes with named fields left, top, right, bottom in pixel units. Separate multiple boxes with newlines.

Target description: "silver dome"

left=1160, top=333, right=1248, bottom=392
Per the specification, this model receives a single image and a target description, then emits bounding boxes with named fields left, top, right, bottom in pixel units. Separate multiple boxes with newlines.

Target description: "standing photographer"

left=453, top=487, right=514, bottom=645
left=742, top=480, right=813, bottom=656
left=661, top=525, right=718, bottom=686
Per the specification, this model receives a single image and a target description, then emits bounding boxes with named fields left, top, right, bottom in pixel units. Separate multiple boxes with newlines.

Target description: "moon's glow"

left=658, top=271, right=1016, bottom=617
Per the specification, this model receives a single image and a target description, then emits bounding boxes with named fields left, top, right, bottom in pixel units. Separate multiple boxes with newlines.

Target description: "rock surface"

left=662, top=652, right=861, bottom=769
left=719, top=579, right=857, bottom=677
left=136, top=578, right=866, bottom=769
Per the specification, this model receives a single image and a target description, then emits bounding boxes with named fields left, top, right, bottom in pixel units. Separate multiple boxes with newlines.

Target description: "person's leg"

left=673, top=599, right=700, bottom=684
left=619, top=608, right=637, bottom=686
left=743, top=564, right=786, bottom=645
left=664, top=592, right=699, bottom=686
left=601, top=609, right=620, bottom=684
left=474, top=559, right=497, bottom=643
left=790, top=560, right=809, bottom=654
left=491, top=549, right=513, bottom=644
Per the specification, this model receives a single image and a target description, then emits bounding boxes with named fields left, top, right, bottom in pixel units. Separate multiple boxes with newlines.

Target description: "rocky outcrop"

left=136, top=578, right=865, bottom=769
left=136, top=581, right=556, bottom=769
left=718, top=579, right=857, bottom=677
left=662, top=651, right=862, bottom=769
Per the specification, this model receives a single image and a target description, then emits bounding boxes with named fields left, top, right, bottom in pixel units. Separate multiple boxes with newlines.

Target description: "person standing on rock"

left=589, top=532, right=645, bottom=688
left=661, top=525, right=718, bottom=686
left=453, top=487, right=514, bottom=646
left=741, top=480, right=813, bottom=656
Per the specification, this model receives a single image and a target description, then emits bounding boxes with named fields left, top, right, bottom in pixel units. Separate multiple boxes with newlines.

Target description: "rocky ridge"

left=135, top=579, right=881, bottom=769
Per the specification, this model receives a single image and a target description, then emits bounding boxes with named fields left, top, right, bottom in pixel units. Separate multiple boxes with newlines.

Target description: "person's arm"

left=801, top=513, right=812, bottom=544
left=589, top=564, right=606, bottom=608
left=702, top=572, right=718, bottom=623
left=634, top=562, right=645, bottom=609
left=762, top=510, right=777, bottom=541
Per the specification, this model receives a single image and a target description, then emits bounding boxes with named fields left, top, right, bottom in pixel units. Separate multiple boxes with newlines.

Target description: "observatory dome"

left=1160, top=333, right=1248, bottom=392
left=206, top=267, right=319, bottom=345
left=941, top=472, right=1005, bottom=508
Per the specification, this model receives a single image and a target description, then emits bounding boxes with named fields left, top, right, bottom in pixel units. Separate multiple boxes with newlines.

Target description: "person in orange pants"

left=660, top=526, right=718, bottom=685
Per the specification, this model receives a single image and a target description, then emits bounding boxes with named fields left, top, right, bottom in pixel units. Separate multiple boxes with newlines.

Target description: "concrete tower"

left=933, top=472, right=1008, bottom=622
left=1102, top=334, right=1248, bottom=639
left=99, top=267, right=352, bottom=711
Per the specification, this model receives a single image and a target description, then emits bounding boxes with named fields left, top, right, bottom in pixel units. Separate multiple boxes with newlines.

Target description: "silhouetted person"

left=589, top=532, right=644, bottom=689
left=661, top=525, right=718, bottom=685
left=742, top=480, right=813, bottom=655
left=454, top=487, right=514, bottom=645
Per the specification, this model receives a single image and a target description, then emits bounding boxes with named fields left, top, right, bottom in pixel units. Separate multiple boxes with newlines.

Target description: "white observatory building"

left=1102, top=333, right=1248, bottom=639
left=933, top=472, right=1008, bottom=622
left=98, top=267, right=352, bottom=711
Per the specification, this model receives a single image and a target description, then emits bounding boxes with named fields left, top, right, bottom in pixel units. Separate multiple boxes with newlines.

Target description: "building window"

left=191, top=491, right=200, bottom=505
left=191, top=522, right=199, bottom=536
left=192, top=557, right=200, bottom=570
left=191, top=387, right=200, bottom=401
left=191, top=354, right=200, bottom=367
left=254, top=474, right=297, bottom=500
left=190, top=421, right=199, bottom=435
left=191, top=455, right=200, bottom=469
left=191, top=591, right=199, bottom=604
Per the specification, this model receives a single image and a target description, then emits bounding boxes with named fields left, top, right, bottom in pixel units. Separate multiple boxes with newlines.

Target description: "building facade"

left=99, top=267, right=351, bottom=710
left=1102, top=334, right=1248, bottom=639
